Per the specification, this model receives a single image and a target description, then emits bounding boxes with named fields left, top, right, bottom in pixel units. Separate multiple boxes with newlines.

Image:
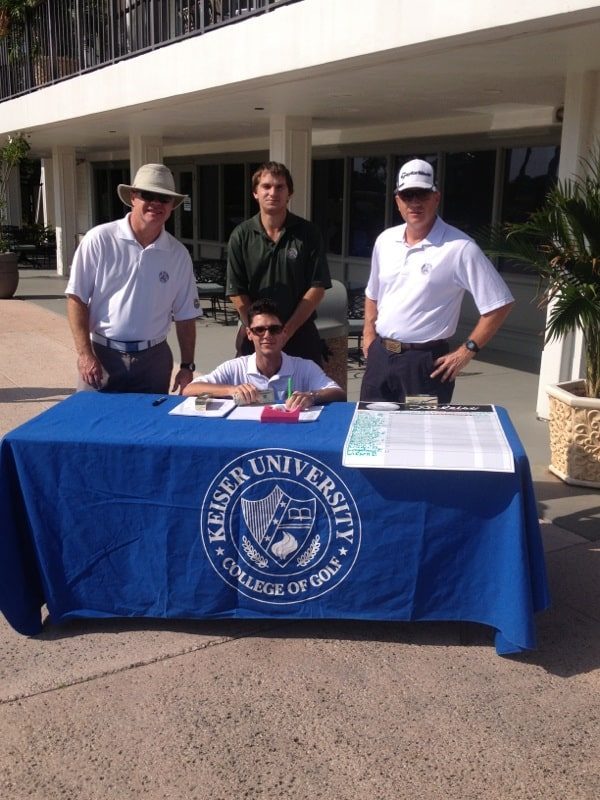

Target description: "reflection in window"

left=179, top=170, right=194, bottom=240
left=349, top=157, right=386, bottom=257
left=93, top=165, right=129, bottom=226
left=224, top=163, right=245, bottom=239
left=249, top=161, right=262, bottom=217
left=443, top=151, right=496, bottom=236
left=502, top=146, right=559, bottom=223
left=312, top=159, right=344, bottom=254
left=498, top=145, right=560, bottom=273
left=198, top=164, right=219, bottom=240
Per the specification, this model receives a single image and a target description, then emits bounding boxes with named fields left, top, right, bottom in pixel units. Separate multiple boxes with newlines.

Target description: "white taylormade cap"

left=395, top=159, right=436, bottom=192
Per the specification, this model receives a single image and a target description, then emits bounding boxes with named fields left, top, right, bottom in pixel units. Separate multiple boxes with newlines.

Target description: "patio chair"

left=193, top=259, right=231, bottom=324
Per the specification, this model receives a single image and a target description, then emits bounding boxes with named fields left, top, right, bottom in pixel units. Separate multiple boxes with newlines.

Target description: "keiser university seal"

left=200, top=448, right=361, bottom=605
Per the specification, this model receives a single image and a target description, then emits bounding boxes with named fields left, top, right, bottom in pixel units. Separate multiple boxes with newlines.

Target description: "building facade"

left=2, top=0, right=600, bottom=416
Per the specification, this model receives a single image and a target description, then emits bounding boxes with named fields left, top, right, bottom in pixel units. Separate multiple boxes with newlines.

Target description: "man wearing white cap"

left=66, top=163, right=200, bottom=394
left=360, top=158, right=514, bottom=403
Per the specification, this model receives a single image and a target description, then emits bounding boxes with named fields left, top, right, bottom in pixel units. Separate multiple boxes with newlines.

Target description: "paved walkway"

left=0, top=269, right=598, bottom=799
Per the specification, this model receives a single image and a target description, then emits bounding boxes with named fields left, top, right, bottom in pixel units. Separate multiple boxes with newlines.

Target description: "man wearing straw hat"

left=66, top=163, right=200, bottom=394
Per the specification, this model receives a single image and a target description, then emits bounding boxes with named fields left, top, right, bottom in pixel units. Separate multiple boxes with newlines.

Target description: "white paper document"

left=342, top=402, right=514, bottom=472
left=168, top=397, right=236, bottom=418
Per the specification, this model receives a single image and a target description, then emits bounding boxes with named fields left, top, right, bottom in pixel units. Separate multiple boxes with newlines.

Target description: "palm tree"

left=486, top=146, right=600, bottom=398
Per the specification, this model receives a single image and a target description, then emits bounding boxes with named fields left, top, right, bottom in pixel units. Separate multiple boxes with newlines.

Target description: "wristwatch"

left=180, top=362, right=196, bottom=371
left=464, top=339, right=480, bottom=354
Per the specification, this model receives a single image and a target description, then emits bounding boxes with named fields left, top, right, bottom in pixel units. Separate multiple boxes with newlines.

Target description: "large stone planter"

left=547, top=379, right=600, bottom=488
left=0, top=252, right=19, bottom=299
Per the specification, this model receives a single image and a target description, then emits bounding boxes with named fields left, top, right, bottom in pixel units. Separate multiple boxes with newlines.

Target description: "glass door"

left=168, top=165, right=195, bottom=257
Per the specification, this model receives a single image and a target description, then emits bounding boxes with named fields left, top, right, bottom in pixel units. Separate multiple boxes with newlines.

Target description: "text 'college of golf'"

left=200, top=448, right=361, bottom=604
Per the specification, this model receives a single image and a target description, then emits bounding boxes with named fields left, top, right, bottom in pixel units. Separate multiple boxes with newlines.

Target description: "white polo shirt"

left=194, top=352, right=341, bottom=400
left=66, top=215, right=200, bottom=341
left=365, top=216, right=514, bottom=342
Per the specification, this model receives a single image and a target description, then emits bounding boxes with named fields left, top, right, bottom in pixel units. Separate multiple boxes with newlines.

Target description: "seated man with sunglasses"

left=66, top=164, right=200, bottom=395
left=360, top=159, right=514, bottom=404
left=183, top=299, right=345, bottom=410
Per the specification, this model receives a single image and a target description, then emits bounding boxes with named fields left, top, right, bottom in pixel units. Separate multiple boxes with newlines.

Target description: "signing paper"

left=342, top=402, right=514, bottom=472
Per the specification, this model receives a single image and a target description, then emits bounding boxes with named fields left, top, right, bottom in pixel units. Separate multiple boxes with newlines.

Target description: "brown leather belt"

left=380, top=336, right=447, bottom=353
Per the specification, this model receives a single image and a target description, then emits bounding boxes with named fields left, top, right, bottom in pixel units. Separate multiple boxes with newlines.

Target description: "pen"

left=152, top=396, right=168, bottom=406
left=287, top=377, right=292, bottom=399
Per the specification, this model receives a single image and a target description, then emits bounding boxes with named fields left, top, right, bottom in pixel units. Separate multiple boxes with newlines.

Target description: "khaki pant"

left=78, top=340, right=173, bottom=394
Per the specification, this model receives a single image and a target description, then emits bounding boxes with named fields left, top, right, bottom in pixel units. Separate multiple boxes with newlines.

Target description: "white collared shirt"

left=66, top=215, right=199, bottom=341
left=193, top=352, right=341, bottom=400
left=365, top=216, right=514, bottom=341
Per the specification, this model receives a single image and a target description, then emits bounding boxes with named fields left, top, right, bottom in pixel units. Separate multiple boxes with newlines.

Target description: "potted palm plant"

left=0, top=131, right=30, bottom=298
left=486, top=146, right=600, bottom=487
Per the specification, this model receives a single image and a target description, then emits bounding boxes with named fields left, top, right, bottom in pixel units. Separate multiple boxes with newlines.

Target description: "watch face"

left=466, top=340, right=478, bottom=353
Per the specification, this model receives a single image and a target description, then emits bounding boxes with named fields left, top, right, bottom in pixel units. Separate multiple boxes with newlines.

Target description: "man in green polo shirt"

left=226, top=161, right=331, bottom=365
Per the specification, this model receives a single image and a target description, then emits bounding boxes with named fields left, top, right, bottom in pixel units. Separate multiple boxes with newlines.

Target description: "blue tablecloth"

left=0, top=393, right=549, bottom=654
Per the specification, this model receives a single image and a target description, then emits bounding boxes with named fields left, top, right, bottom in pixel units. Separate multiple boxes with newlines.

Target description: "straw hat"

left=117, top=163, right=186, bottom=208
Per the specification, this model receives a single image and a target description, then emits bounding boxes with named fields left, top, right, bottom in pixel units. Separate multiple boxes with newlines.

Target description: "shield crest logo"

left=242, top=486, right=316, bottom=566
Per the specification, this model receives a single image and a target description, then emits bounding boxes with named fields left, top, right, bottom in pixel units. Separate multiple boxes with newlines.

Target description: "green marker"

left=287, top=377, right=292, bottom=399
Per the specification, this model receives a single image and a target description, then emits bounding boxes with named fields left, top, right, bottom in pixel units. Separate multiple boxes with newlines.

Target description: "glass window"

left=19, top=156, right=40, bottom=225
left=349, top=157, right=386, bottom=258
left=93, top=165, right=129, bottom=226
left=178, top=170, right=194, bottom=240
left=198, top=164, right=219, bottom=240
left=248, top=161, right=262, bottom=217
left=443, top=151, right=496, bottom=236
left=223, top=163, right=245, bottom=239
left=501, top=145, right=559, bottom=223
left=498, top=145, right=560, bottom=273
left=312, top=159, right=344, bottom=255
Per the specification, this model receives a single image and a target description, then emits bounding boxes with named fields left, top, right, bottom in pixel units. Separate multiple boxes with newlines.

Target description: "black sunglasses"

left=135, top=190, right=173, bottom=204
left=249, top=324, right=284, bottom=336
left=396, top=189, right=433, bottom=202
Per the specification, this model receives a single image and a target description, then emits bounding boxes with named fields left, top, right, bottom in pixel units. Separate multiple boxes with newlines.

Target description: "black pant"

left=360, top=337, right=454, bottom=403
left=235, top=318, right=323, bottom=366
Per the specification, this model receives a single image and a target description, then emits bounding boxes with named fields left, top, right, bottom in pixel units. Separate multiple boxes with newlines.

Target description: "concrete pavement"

left=0, top=268, right=598, bottom=799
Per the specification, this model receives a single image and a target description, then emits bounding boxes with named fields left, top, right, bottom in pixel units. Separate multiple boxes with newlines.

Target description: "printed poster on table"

left=342, top=402, right=514, bottom=472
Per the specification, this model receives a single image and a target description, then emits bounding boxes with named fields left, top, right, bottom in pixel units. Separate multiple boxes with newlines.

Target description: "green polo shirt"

left=226, top=212, right=331, bottom=322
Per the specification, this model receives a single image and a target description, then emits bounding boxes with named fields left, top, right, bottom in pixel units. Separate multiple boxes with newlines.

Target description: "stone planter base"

left=0, top=252, right=19, bottom=299
left=547, top=380, right=600, bottom=488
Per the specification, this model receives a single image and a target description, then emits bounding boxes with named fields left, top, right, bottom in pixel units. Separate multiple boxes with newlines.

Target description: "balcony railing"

left=0, top=0, right=301, bottom=102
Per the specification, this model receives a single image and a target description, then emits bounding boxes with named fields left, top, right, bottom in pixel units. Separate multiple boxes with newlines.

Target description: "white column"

left=536, top=71, right=600, bottom=418
left=269, top=115, right=312, bottom=218
left=128, top=135, right=163, bottom=177
left=51, top=146, right=78, bottom=277
left=40, top=158, right=55, bottom=227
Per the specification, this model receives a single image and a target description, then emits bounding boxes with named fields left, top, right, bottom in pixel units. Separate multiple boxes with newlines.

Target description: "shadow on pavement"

left=0, top=387, right=75, bottom=403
